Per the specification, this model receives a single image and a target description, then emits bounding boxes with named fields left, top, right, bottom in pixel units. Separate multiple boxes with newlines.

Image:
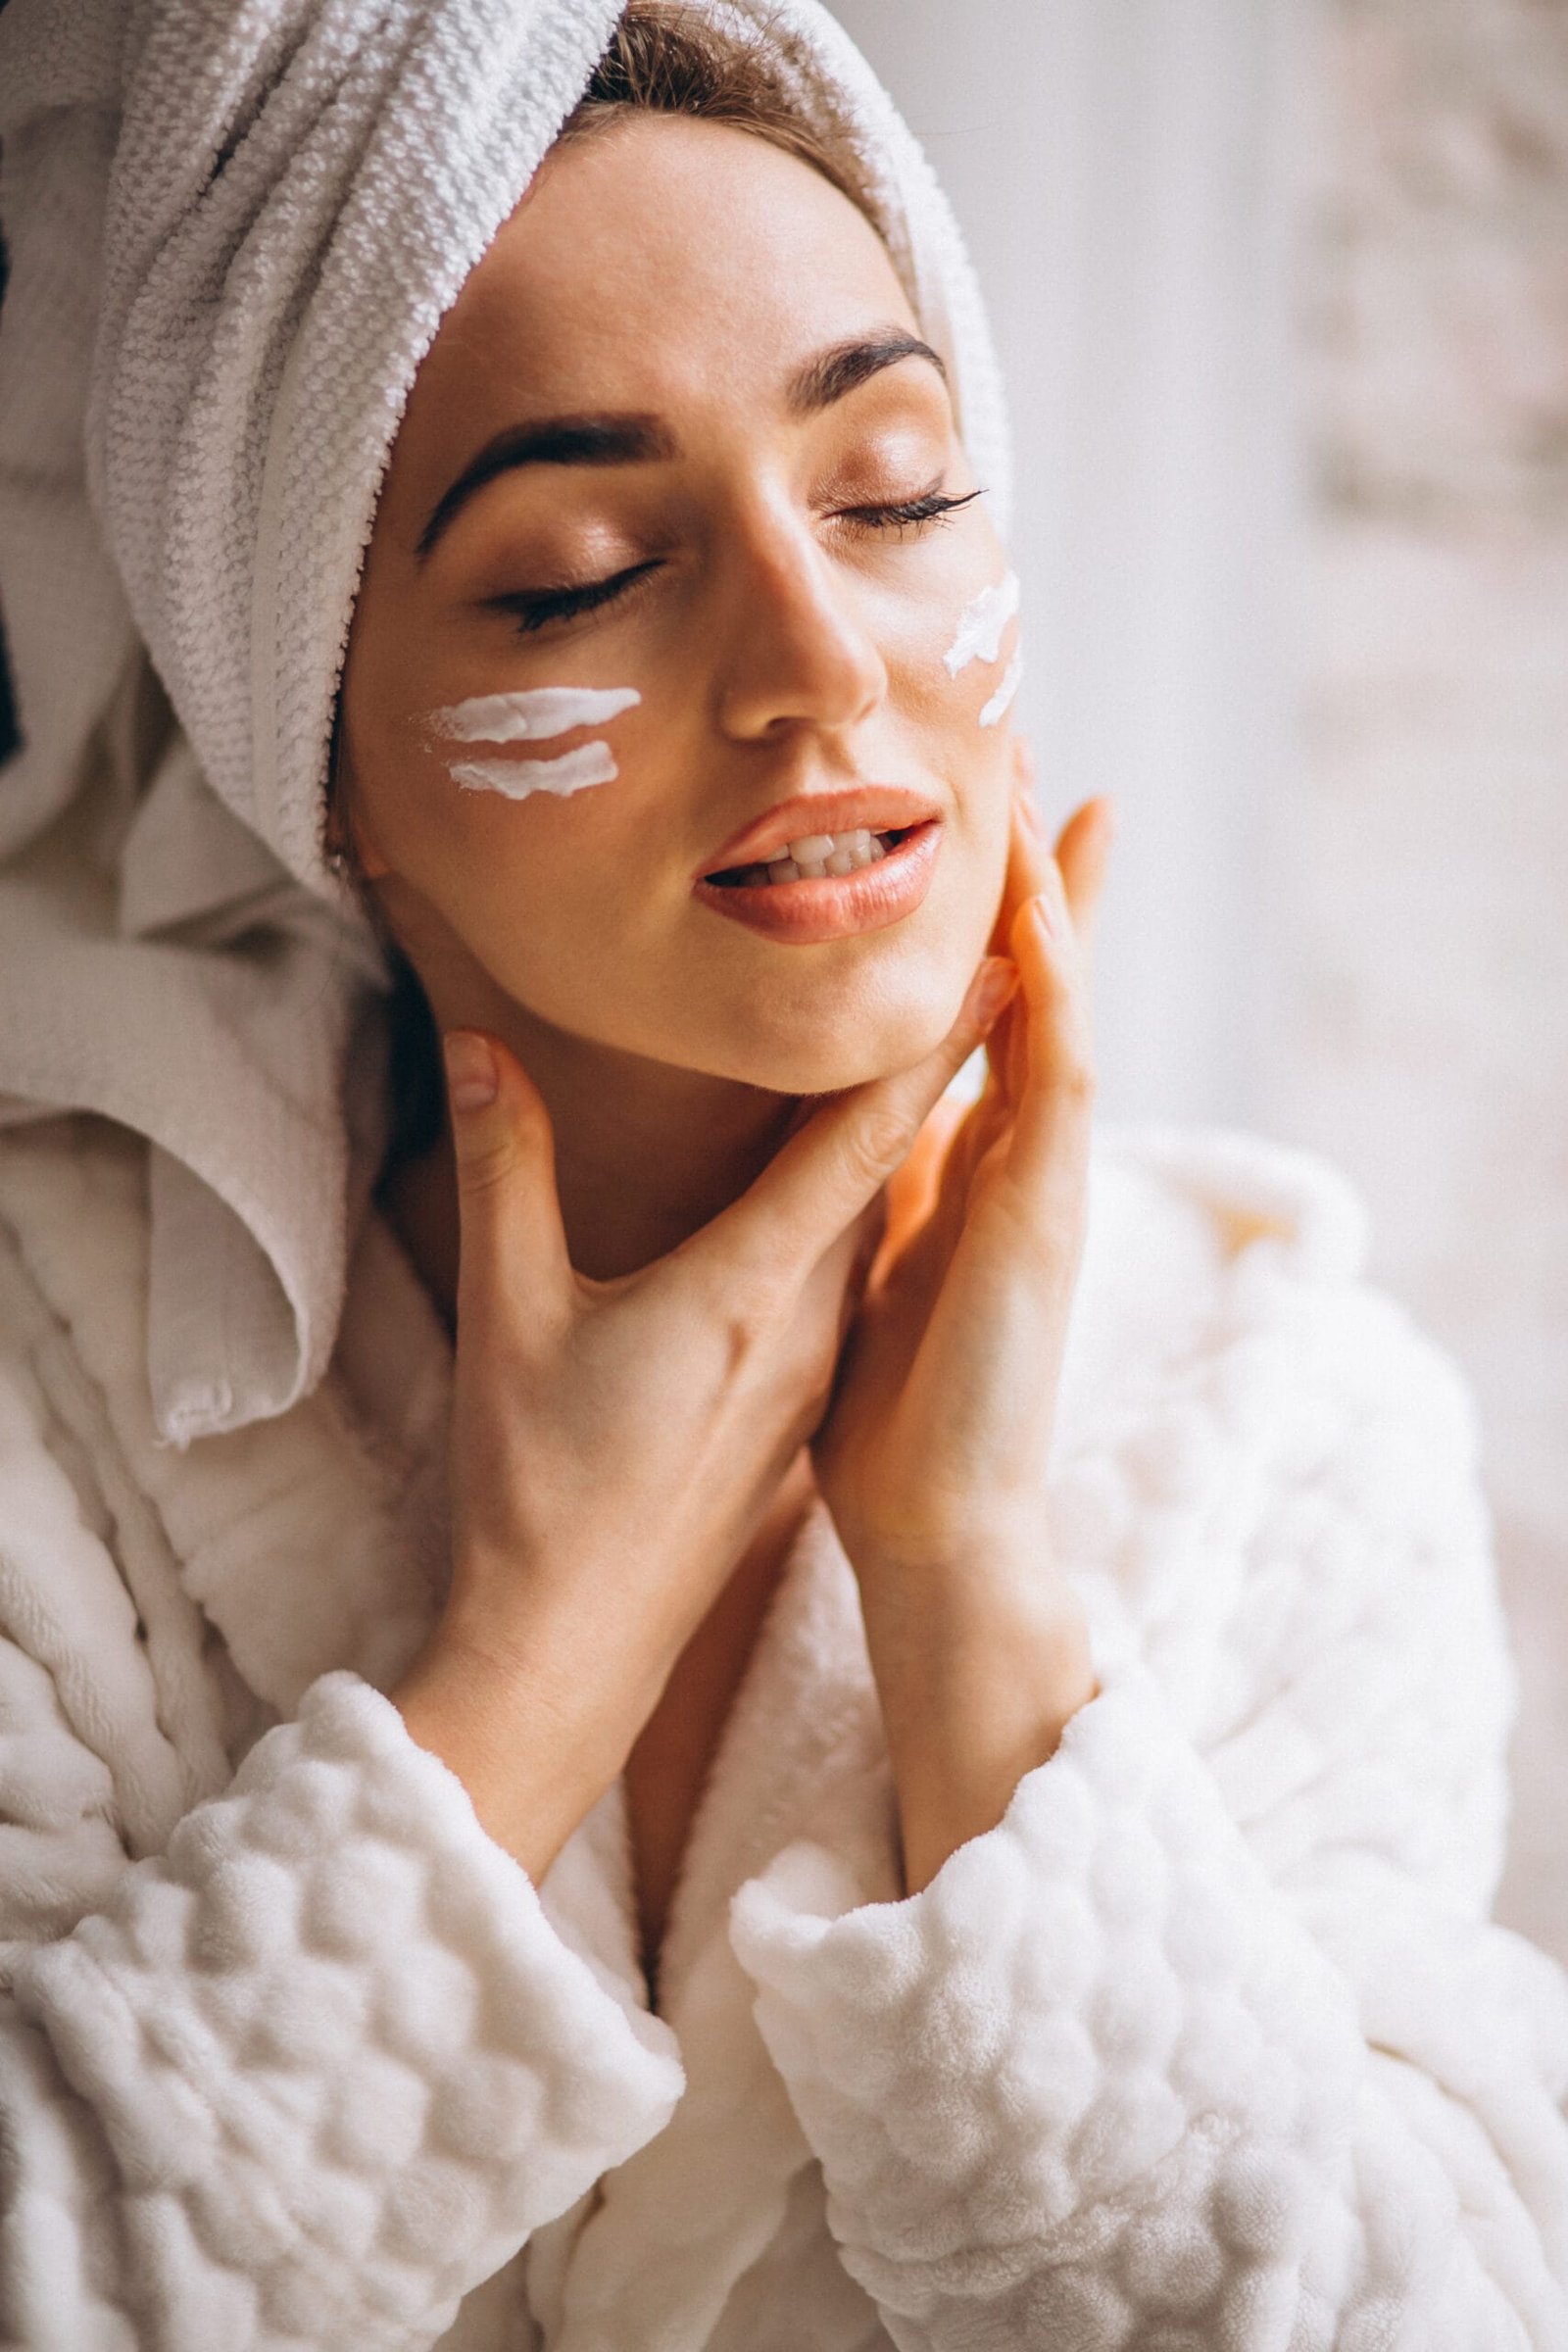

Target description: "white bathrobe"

left=2, top=1104, right=1566, bottom=2351
left=2, top=1, right=1567, bottom=2343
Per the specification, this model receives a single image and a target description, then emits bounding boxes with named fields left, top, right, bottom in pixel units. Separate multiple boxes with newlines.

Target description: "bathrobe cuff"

left=727, top=1650, right=1367, bottom=2341
left=9, top=1669, right=684, bottom=2347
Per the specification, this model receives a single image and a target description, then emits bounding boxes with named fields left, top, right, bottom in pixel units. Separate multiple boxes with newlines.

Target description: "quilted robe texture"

left=1, top=1109, right=1567, bottom=2351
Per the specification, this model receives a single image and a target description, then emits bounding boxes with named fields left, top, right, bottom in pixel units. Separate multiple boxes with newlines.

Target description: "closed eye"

left=489, top=485, right=986, bottom=635
left=490, top=558, right=664, bottom=636
left=837, top=485, right=986, bottom=534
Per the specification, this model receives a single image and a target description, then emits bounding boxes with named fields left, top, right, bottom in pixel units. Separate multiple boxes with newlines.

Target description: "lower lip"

left=692, top=821, right=942, bottom=943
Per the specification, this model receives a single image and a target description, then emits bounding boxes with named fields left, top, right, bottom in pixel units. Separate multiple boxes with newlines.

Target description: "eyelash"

left=493, top=485, right=986, bottom=635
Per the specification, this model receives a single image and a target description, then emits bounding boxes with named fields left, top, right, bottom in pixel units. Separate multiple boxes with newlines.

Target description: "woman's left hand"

left=810, top=749, right=1115, bottom=1887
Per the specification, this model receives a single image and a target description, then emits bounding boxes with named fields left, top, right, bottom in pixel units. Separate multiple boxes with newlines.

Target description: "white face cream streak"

left=449, top=742, right=620, bottom=799
left=978, top=648, right=1024, bottom=728
left=943, top=568, right=1020, bottom=679
left=426, top=685, right=642, bottom=743
left=422, top=684, right=642, bottom=802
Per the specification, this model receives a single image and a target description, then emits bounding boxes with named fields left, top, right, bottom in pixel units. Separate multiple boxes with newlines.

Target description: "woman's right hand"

left=390, top=972, right=1012, bottom=1877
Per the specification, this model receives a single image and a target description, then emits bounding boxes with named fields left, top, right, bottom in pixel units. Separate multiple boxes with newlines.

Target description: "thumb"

left=443, top=1029, right=572, bottom=1324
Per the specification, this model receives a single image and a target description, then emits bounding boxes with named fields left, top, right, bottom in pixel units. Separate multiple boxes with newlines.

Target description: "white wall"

left=1280, top=0, right=1568, bottom=1964
left=833, top=0, right=1568, bottom=1963
left=832, top=0, right=1306, bottom=1127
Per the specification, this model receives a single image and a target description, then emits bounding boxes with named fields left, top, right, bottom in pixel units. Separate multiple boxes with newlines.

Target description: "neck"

left=380, top=973, right=804, bottom=1324
left=518, top=1009, right=804, bottom=1275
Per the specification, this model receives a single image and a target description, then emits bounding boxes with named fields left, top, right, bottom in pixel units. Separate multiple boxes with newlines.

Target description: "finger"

left=988, top=768, right=1045, bottom=956
left=703, top=955, right=1019, bottom=1285
left=880, top=1093, right=967, bottom=1265
left=977, top=789, right=1050, bottom=1099
left=886, top=1076, right=1008, bottom=1319
left=840, top=1191, right=889, bottom=1334
left=1003, top=881, right=1098, bottom=1230
left=1052, top=797, right=1115, bottom=985
left=998, top=790, right=1056, bottom=1103
left=443, top=1029, right=573, bottom=1330
left=792, top=1185, right=890, bottom=1367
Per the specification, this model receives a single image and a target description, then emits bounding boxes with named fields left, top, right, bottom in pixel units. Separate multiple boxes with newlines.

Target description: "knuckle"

left=697, top=1285, right=787, bottom=1384
left=456, top=1102, right=548, bottom=1200
left=691, top=1252, right=794, bottom=1340
left=457, top=1132, right=520, bottom=1199
left=844, top=1107, right=913, bottom=1188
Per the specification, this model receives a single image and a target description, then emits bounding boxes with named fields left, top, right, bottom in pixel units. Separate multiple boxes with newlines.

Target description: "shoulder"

left=0, top=1114, right=152, bottom=1424
left=1063, top=1117, right=1493, bottom=1705
left=0, top=1110, right=441, bottom=1728
left=0, top=1118, right=221, bottom=1865
left=1092, top=1118, right=1372, bottom=1285
left=0, top=1111, right=149, bottom=1281
left=1071, top=1120, right=1502, bottom=1731
left=1086, top=1118, right=1374, bottom=1324
left=1079, top=1118, right=1475, bottom=1451
left=1069, top=1124, right=1513, bottom=1875
left=0, top=1116, right=172, bottom=1534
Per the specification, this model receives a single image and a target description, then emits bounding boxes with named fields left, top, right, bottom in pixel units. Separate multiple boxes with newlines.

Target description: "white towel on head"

left=0, top=0, right=1011, bottom=1443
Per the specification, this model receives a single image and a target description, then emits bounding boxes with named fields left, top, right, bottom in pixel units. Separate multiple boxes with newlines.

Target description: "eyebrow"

left=415, top=326, right=949, bottom=562
left=784, top=326, right=947, bottom=418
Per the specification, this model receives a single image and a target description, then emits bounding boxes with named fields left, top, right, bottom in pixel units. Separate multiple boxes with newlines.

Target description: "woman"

left=0, top=4, right=1564, bottom=2348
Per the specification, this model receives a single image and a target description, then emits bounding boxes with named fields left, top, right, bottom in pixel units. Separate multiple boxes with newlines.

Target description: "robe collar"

left=141, top=1118, right=1360, bottom=2345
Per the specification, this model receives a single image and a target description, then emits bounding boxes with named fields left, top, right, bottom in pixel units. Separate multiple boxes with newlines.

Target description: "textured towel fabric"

left=0, top=0, right=1008, bottom=1445
left=0, top=1109, right=1566, bottom=2348
left=5, top=1675, right=684, bottom=2350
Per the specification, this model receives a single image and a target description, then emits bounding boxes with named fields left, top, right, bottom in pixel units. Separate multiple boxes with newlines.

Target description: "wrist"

left=390, top=1611, right=662, bottom=1880
left=857, top=1537, right=1088, bottom=1700
left=857, top=1562, right=1100, bottom=1896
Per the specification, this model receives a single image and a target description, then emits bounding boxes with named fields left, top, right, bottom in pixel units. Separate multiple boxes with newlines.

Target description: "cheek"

left=418, top=685, right=643, bottom=800
left=883, top=553, right=1024, bottom=755
left=366, top=709, right=686, bottom=1008
left=361, top=681, right=651, bottom=882
left=890, top=636, right=1021, bottom=827
left=342, top=573, right=652, bottom=889
left=937, top=564, right=1024, bottom=736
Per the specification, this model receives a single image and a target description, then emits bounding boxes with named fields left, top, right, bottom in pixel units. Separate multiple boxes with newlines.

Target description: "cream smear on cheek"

left=943, top=567, right=1023, bottom=728
left=423, top=686, right=641, bottom=800
left=978, top=650, right=1023, bottom=728
left=447, top=742, right=621, bottom=797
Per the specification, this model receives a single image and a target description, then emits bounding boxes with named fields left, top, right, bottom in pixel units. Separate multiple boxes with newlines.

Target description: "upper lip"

left=698, top=786, right=942, bottom=878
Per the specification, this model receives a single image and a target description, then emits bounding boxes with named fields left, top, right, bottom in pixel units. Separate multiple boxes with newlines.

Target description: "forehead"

left=406, top=112, right=922, bottom=433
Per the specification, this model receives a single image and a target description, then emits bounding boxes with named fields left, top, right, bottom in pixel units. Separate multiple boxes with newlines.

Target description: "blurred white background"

left=834, top=0, right=1568, bottom=1961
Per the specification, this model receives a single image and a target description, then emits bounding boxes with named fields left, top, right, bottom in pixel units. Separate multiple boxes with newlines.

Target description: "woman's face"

left=341, top=112, right=1017, bottom=1096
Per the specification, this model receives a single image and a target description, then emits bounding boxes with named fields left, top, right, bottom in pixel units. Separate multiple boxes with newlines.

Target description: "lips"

left=692, top=817, right=942, bottom=944
left=698, top=786, right=942, bottom=880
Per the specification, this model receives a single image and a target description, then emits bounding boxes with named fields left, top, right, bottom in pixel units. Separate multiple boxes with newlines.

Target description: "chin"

left=712, top=978, right=966, bottom=1097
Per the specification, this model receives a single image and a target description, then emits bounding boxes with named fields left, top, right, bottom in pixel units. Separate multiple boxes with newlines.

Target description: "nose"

left=712, top=503, right=887, bottom=745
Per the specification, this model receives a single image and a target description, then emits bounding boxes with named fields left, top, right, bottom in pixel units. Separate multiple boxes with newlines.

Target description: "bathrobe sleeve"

left=727, top=1277, right=1568, bottom=2350
left=0, top=1349, right=684, bottom=2350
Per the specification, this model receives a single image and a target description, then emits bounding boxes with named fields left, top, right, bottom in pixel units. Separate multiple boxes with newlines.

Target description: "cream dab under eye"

left=944, top=567, right=1023, bottom=728
left=423, top=686, right=641, bottom=799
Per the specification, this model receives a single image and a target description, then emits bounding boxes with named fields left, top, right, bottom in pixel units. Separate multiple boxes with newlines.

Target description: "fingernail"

left=444, top=1030, right=498, bottom=1111
left=965, top=956, right=1017, bottom=1030
left=1030, top=892, right=1056, bottom=942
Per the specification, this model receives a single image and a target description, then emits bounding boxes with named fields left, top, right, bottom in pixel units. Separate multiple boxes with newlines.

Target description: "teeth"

left=788, top=833, right=837, bottom=864
left=711, top=825, right=911, bottom=887
left=765, top=828, right=896, bottom=879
